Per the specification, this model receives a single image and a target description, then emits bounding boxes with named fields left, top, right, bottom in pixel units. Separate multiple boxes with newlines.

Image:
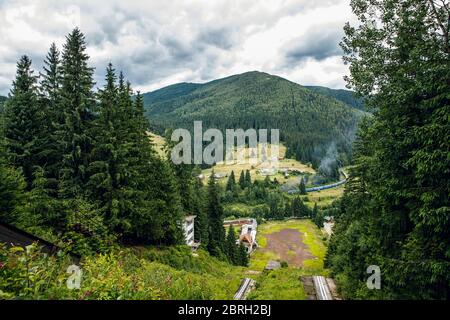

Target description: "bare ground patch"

left=260, top=229, right=314, bottom=267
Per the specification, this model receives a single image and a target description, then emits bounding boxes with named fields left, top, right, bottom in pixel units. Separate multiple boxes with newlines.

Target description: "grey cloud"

left=284, top=26, right=344, bottom=63
left=0, top=0, right=352, bottom=95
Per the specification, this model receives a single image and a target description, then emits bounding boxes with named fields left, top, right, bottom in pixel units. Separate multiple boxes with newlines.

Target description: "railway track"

left=233, top=278, right=255, bottom=300
left=312, top=276, right=333, bottom=300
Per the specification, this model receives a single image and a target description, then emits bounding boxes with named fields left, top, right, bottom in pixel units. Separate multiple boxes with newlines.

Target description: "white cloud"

left=0, top=0, right=356, bottom=95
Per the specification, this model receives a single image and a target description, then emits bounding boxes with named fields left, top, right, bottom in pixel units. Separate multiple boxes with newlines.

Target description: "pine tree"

left=59, top=28, right=95, bottom=197
left=291, top=197, right=302, bottom=217
left=245, top=169, right=251, bottom=187
left=3, top=55, right=42, bottom=188
left=193, top=178, right=209, bottom=246
left=39, top=43, right=63, bottom=190
left=87, top=63, right=121, bottom=225
left=22, top=167, right=62, bottom=230
left=40, top=43, right=61, bottom=113
left=327, top=0, right=450, bottom=299
left=206, top=171, right=225, bottom=256
left=127, top=90, right=183, bottom=244
left=263, top=176, right=271, bottom=188
left=0, top=149, right=26, bottom=224
left=238, top=242, right=249, bottom=266
left=225, top=224, right=238, bottom=264
left=299, top=178, right=307, bottom=195
left=226, top=170, right=236, bottom=191
left=238, top=170, right=246, bottom=189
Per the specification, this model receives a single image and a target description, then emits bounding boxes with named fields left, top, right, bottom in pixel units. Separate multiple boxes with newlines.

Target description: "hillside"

left=143, top=71, right=365, bottom=170
left=304, top=86, right=365, bottom=111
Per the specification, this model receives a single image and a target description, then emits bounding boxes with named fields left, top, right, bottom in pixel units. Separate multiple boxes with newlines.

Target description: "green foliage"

left=3, top=55, right=42, bottom=188
left=305, top=86, right=365, bottom=111
left=0, top=28, right=188, bottom=253
left=327, top=0, right=450, bottom=299
left=0, top=244, right=247, bottom=300
left=247, top=268, right=307, bottom=300
left=238, top=242, right=249, bottom=267
left=298, top=178, right=307, bottom=195
left=226, top=170, right=236, bottom=191
left=0, top=162, right=26, bottom=224
left=58, top=28, right=96, bottom=197
left=225, top=225, right=238, bottom=265
left=206, top=173, right=226, bottom=257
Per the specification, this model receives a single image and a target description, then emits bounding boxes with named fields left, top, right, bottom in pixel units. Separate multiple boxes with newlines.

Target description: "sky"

left=0, top=0, right=357, bottom=96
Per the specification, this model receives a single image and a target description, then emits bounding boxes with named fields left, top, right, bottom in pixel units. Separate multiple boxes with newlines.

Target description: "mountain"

left=304, top=86, right=365, bottom=111
left=142, top=83, right=202, bottom=105
left=142, top=71, right=365, bottom=171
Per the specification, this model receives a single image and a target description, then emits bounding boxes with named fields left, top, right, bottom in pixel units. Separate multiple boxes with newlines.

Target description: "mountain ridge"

left=142, top=71, right=365, bottom=173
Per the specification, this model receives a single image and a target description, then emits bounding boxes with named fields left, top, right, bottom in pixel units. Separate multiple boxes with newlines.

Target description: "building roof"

left=0, top=222, right=81, bottom=263
left=240, top=234, right=253, bottom=244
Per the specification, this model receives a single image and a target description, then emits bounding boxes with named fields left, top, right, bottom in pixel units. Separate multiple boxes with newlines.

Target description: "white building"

left=182, top=215, right=196, bottom=246
left=239, top=219, right=258, bottom=253
left=224, top=218, right=258, bottom=253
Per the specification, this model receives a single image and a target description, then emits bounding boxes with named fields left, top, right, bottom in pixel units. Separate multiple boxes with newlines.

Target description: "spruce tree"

left=127, top=91, right=183, bottom=244
left=299, top=178, right=307, bottom=195
left=87, top=63, right=121, bottom=225
left=245, top=169, right=251, bottom=186
left=226, top=170, right=236, bottom=191
left=225, top=224, right=238, bottom=264
left=238, top=170, right=246, bottom=189
left=193, top=178, right=209, bottom=246
left=59, top=28, right=95, bottom=197
left=27, top=167, right=61, bottom=227
left=39, top=43, right=63, bottom=189
left=206, top=171, right=225, bottom=256
left=3, top=55, right=41, bottom=188
left=327, top=0, right=450, bottom=298
left=0, top=149, right=26, bottom=224
left=238, top=242, right=249, bottom=266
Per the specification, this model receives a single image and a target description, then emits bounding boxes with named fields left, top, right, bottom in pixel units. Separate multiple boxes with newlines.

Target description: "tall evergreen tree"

left=238, top=242, right=249, bottom=267
left=327, top=0, right=450, bottom=299
left=238, top=170, right=246, bottom=189
left=3, top=55, right=42, bottom=188
left=127, top=91, right=183, bottom=244
left=193, top=177, right=209, bottom=246
left=245, top=169, right=251, bottom=187
left=206, top=171, right=225, bottom=257
left=59, top=28, right=95, bottom=197
left=39, top=43, right=63, bottom=189
left=225, top=224, right=238, bottom=265
left=87, top=63, right=121, bottom=225
left=226, top=170, right=236, bottom=191
left=0, top=147, right=26, bottom=224
left=299, top=178, right=307, bottom=195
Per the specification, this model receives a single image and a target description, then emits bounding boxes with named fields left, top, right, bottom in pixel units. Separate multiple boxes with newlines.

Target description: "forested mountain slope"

left=304, top=86, right=365, bottom=111
left=143, top=71, right=365, bottom=170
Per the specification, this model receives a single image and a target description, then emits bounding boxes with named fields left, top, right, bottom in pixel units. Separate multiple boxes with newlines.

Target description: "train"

left=286, top=170, right=348, bottom=194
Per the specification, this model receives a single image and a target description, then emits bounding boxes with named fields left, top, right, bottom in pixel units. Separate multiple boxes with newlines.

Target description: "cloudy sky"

left=0, top=0, right=357, bottom=96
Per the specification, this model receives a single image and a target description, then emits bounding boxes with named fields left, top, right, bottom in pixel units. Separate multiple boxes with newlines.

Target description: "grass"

left=146, top=131, right=167, bottom=158
left=251, top=219, right=327, bottom=272
left=304, top=185, right=345, bottom=208
left=200, top=142, right=316, bottom=185
left=247, top=268, right=307, bottom=300
left=135, top=246, right=252, bottom=299
left=248, top=219, right=328, bottom=299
